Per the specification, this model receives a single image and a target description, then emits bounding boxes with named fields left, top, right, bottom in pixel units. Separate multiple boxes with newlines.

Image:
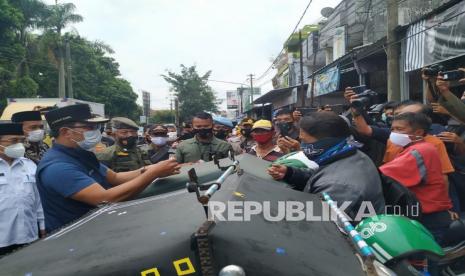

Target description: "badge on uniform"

left=117, top=151, right=129, bottom=156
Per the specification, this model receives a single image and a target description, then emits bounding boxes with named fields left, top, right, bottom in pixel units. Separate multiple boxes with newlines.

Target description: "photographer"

left=435, top=68, right=465, bottom=124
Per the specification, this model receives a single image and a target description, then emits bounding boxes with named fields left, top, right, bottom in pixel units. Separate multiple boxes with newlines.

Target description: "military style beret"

left=111, top=117, right=139, bottom=130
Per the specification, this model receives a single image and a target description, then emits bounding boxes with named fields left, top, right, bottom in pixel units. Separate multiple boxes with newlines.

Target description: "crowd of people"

left=1, top=68, right=464, bottom=274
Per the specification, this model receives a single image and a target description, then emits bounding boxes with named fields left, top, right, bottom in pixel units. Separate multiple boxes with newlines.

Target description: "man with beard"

left=175, top=112, right=232, bottom=163
left=248, top=120, right=283, bottom=162
left=96, top=117, right=151, bottom=172
left=11, top=111, right=49, bottom=164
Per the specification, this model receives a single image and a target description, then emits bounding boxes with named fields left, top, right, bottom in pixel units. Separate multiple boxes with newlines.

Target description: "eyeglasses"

left=0, top=138, right=26, bottom=144
left=68, top=123, right=102, bottom=131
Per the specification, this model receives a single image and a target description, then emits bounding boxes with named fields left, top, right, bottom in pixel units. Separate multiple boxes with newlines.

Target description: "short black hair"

left=192, top=112, right=213, bottom=121
left=49, top=122, right=76, bottom=138
left=275, top=108, right=293, bottom=117
left=396, top=100, right=431, bottom=116
left=393, top=112, right=431, bottom=132
left=383, top=101, right=399, bottom=111
left=299, top=112, right=351, bottom=139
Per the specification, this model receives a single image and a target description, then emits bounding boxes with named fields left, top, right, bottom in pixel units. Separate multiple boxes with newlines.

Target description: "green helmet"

left=355, top=215, right=444, bottom=264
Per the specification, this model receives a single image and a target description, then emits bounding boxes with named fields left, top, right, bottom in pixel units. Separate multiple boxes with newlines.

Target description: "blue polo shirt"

left=36, top=143, right=111, bottom=232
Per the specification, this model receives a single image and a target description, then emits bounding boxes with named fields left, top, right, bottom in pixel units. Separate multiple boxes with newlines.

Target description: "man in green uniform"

left=176, top=112, right=233, bottom=163
left=96, top=117, right=151, bottom=172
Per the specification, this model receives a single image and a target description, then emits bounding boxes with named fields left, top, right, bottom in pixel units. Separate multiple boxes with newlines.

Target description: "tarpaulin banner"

left=405, top=3, right=465, bottom=71
left=314, top=66, right=340, bottom=96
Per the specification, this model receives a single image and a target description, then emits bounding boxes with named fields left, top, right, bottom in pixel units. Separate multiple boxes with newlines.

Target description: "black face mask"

left=194, top=128, right=213, bottom=139
left=214, top=130, right=229, bottom=140
left=277, top=122, right=293, bottom=136
left=241, top=128, right=252, bottom=138
left=119, top=136, right=138, bottom=149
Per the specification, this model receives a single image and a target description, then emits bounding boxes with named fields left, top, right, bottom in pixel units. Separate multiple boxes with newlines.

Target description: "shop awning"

left=253, top=84, right=308, bottom=105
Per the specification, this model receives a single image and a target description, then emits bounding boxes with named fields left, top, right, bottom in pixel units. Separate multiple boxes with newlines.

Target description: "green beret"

left=111, top=117, right=139, bottom=130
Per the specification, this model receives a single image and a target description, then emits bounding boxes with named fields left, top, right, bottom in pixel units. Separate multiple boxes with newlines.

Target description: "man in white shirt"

left=0, top=123, right=45, bottom=256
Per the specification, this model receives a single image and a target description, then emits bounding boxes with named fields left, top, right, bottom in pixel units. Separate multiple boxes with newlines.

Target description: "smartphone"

left=351, top=85, right=367, bottom=94
left=441, top=70, right=465, bottom=81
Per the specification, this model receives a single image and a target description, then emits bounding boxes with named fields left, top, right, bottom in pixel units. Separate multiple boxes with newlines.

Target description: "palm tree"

left=10, top=0, right=48, bottom=77
left=42, top=2, right=82, bottom=98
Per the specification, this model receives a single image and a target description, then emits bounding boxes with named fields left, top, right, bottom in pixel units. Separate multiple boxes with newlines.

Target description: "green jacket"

left=96, top=144, right=151, bottom=172
left=175, top=136, right=233, bottom=163
left=439, top=91, right=465, bottom=124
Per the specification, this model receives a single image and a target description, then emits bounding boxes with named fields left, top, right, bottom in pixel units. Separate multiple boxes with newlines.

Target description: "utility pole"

left=299, top=30, right=305, bottom=107
left=174, top=98, right=180, bottom=128
left=387, top=0, right=400, bottom=101
left=65, top=39, right=74, bottom=98
left=239, top=85, right=244, bottom=115
left=248, top=74, right=254, bottom=107
left=58, top=46, right=66, bottom=98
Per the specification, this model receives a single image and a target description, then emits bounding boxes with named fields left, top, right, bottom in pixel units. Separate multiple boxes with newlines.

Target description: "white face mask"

left=151, top=136, right=167, bottom=146
left=69, top=128, right=102, bottom=151
left=389, top=132, right=412, bottom=147
left=28, top=129, right=45, bottom=143
left=1, top=143, right=25, bottom=159
left=167, top=132, right=177, bottom=142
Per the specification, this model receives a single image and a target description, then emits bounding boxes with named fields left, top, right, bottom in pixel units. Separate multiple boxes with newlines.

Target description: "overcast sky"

left=46, top=0, right=342, bottom=110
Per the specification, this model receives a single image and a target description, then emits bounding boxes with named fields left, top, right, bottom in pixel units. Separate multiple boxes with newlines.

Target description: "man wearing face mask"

left=275, top=109, right=301, bottom=154
left=37, top=104, right=181, bottom=232
left=268, top=112, right=385, bottom=220
left=380, top=112, right=457, bottom=245
left=248, top=120, right=283, bottom=162
left=96, top=117, right=152, bottom=172
left=176, top=112, right=233, bottom=163
left=213, top=116, right=233, bottom=141
left=0, top=123, right=45, bottom=255
left=147, top=124, right=172, bottom=164
left=229, top=117, right=255, bottom=155
left=11, top=111, right=49, bottom=164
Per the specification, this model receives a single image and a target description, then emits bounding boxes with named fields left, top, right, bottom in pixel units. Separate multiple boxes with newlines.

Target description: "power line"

left=255, top=0, right=314, bottom=81
left=207, top=79, right=247, bottom=86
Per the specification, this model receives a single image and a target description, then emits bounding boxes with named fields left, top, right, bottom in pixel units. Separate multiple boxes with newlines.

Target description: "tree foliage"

left=162, top=65, right=218, bottom=122
left=0, top=0, right=141, bottom=120
left=149, top=109, right=175, bottom=124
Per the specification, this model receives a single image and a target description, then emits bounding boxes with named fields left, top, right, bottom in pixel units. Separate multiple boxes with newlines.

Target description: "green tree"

left=149, top=110, right=175, bottom=124
left=41, top=2, right=82, bottom=97
left=162, top=65, right=218, bottom=122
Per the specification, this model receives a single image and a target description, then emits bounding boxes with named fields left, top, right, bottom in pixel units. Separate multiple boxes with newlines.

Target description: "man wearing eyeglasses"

left=11, top=111, right=49, bottom=164
left=36, top=104, right=181, bottom=232
left=0, top=123, right=45, bottom=255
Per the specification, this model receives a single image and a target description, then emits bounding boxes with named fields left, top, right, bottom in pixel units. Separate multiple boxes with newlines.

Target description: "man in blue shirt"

left=37, top=104, right=181, bottom=232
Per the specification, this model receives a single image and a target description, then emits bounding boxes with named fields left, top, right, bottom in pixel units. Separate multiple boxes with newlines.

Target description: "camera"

left=440, top=70, right=465, bottom=81
left=350, top=89, right=379, bottom=110
left=423, top=64, right=445, bottom=77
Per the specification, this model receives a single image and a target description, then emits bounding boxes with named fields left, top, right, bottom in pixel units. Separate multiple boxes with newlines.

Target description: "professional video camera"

left=423, top=64, right=445, bottom=77
left=350, top=87, right=379, bottom=110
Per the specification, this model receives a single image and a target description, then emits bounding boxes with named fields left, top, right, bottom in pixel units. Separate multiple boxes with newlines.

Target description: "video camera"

left=350, top=85, right=379, bottom=110
left=423, top=64, right=445, bottom=77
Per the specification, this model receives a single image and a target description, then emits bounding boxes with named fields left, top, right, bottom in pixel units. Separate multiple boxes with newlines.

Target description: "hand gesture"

left=437, top=132, right=463, bottom=144
left=293, top=110, right=302, bottom=123
left=277, top=136, right=301, bottom=153
left=344, top=87, right=356, bottom=102
left=149, top=159, right=181, bottom=177
left=267, top=164, right=288, bottom=180
left=431, top=103, right=450, bottom=115
left=436, top=75, right=450, bottom=94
